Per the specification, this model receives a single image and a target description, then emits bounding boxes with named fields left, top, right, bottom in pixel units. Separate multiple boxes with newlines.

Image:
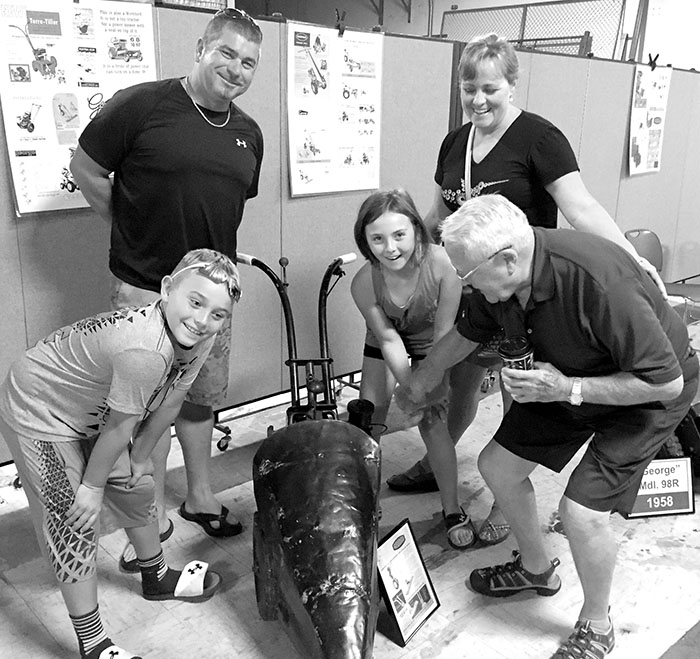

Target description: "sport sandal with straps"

left=469, top=550, right=561, bottom=597
left=551, top=618, right=615, bottom=659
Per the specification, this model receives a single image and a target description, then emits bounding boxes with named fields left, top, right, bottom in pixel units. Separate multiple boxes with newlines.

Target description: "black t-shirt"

left=79, top=78, right=264, bottom=291
left=434, top=111, right=579, bottom=228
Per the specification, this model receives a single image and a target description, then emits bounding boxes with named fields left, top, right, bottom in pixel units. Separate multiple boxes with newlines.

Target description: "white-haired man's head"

left=440, top=194, right=533, bottom=304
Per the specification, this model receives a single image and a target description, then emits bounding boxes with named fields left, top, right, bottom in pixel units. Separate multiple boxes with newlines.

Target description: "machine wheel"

left=65, top=181, right=76, bottom=192
left=27, top=122, right=34, bottom=133
left=311, top=80, right=318, bottom=94
left=215, top=424, right=231, bottom=451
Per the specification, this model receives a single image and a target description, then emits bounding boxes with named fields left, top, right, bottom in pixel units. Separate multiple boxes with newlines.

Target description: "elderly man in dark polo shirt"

left=401, top=194, right=698, bottom=659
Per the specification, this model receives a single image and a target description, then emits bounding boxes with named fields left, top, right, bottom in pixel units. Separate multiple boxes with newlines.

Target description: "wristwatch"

left=568, top=377, right=583, bottom=406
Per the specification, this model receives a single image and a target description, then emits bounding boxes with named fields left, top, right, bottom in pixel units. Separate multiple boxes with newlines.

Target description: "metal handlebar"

left=237, top=252, right=299, bottom=397
left=237, top=251, right=357, bottom=422
left=318, top=253, right=357, bottom=360
left=236, top=252, right=254, bottom=266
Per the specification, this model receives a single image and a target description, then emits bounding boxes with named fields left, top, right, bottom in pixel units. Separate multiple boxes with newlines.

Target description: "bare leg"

left=414, top=359, right=487, bottom=469
left=560, top=496, right=616, bottom=622
left=358, top=355, right=394, bottom=439
left=479, top=376, right=514, bottom=528
left=417, top=360, right=511, bottom=529
left=419, top=413, right=459, bottom=513
left=60, top=577, right=99, bottom=617
left=420, top=411, right=473, bottom=546
left=150, top=430, right=172, bottom=533
left=176, top=401, right=222, bottom=516
left=478, top=439, right=551, bottom=573
left=446, top=359, right=489, bottom=444
left=125, top=520, right=162, bottom=561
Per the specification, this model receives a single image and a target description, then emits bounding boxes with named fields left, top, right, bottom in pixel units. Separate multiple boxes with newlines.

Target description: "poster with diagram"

left=0, top=0, right=156, bottom=214
left=629, top=64, right=672, bottom=175
left=287, top=22, right=383, bottom=196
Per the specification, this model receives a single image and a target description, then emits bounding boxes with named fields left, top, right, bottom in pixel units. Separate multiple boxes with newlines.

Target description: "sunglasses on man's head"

left=215, top=7, right=262, bottom=36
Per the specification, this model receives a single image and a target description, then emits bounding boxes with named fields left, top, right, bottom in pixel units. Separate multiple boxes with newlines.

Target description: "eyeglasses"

left=215, top=7, right=262, bottom=37
left=452, top=245, right=512, bottom=282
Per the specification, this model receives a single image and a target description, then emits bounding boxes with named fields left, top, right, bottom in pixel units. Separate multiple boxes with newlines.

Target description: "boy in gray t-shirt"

left=0, top=249, right=240, bottom=659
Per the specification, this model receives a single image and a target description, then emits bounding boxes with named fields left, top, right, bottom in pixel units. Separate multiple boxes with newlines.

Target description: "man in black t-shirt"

left=400, top=194, right=697, bottom=659
left=71, top=9, right=264, bottom=556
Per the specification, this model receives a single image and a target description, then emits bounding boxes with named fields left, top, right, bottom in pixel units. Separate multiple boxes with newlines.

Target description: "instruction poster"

left=629, top=64, right=672, bottom=175
left=287, top=22, right=383, bottom=196
left=0, top=0, right=156, bottom=214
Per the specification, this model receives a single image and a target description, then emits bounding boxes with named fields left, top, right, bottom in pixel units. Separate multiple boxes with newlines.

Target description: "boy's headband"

left=171, top=263, right=241, bottom=302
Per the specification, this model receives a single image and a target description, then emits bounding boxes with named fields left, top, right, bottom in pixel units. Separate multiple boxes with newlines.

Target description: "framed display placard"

left=627, top=457, right=695, bottom=518
left=376, top=518, right=439, bottom=647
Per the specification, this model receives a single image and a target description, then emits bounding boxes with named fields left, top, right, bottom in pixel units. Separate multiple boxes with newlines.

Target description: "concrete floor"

left=1, top=380, right=699, bottom=659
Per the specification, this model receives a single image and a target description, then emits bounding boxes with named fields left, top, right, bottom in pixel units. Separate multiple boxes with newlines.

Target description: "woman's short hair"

left=457, top=33, right=519, bottom=85
left=354, top=189, right=432, bottom=265
left=440, top=194, right=530, bottom=260
left=171, top=248, right=241, bottom=302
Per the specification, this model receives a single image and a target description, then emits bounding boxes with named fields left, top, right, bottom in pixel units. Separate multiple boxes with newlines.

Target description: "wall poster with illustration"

left=629, top=63, right=672, bottom=176
left=0, top=0, right=156, bottom=214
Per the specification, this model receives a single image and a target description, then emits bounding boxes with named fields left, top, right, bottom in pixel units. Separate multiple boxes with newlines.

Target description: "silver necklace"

left=183, top=77, right=230, bottom=128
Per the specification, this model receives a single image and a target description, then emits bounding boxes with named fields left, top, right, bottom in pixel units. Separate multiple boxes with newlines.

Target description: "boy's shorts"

left=0, top=415, right=156, bottom=584
left=111, top=276, right=231, bottom=409
left=492, top=355, right=698, bottom=514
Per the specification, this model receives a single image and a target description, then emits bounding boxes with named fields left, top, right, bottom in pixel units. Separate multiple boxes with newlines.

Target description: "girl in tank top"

left=351, top=189, right=476, bottom=549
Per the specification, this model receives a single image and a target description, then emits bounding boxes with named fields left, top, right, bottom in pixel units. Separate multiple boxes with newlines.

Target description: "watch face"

left=569, top=379, right=583, bottom=405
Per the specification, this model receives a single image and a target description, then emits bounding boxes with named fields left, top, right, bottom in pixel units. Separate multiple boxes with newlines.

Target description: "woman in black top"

left=387, top=34, right=663, bottom=545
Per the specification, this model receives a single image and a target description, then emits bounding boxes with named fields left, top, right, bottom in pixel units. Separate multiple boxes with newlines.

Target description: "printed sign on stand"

left=376, top=518, right=439, bottom=647
left=627, top=457, right=694, bottom=518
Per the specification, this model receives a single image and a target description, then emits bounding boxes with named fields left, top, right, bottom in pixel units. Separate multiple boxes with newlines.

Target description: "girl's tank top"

left=368, top=243, right=441, bottom=356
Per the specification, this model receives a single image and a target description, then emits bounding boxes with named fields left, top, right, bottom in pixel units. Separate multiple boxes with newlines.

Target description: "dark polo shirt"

left=456, top=228, right=691, bottom=408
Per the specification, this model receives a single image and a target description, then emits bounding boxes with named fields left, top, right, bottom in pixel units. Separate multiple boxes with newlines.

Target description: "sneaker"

left=386, top=460, right=439, bottom=493
left=551, top=618, right=615, bottom=658
left=469, top=550, right=561, bottom=598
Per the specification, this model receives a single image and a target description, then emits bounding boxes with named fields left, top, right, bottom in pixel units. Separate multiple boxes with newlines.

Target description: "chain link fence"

left=441, top=0, right=626, bottom=60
